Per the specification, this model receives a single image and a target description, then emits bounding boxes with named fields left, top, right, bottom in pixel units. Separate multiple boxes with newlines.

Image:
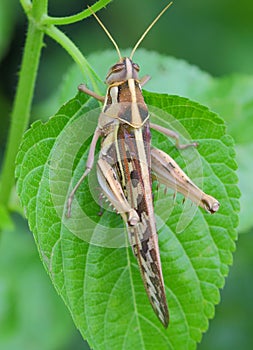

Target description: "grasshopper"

left=67, top=2, right=220, bottom=328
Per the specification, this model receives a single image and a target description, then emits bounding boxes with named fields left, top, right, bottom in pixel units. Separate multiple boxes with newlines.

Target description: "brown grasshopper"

left=67, top=2, right=220, bottom=328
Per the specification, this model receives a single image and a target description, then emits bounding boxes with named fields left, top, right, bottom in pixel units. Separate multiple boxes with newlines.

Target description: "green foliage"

left=199, top=230, right=253, bottom=350
left=16, top=57, right=239, bottom=348
left=1, top=0, right=251, bottom=348
left=0, top=225, right=78, bottom=350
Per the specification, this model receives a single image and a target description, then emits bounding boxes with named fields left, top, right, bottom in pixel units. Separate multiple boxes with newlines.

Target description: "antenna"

left=130, top=2, right=173, bottom=59
left=88, top=5, right=122, bottom=60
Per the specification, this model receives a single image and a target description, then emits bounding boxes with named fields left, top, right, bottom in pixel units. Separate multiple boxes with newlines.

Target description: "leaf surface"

left=16, top=66, right=239, bottom=348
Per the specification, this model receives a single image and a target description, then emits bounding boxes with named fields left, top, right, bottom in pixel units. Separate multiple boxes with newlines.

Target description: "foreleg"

left=78, top=83, right=105, bottom=102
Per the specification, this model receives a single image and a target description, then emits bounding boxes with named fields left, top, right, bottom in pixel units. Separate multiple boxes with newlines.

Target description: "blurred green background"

left=0, top=0, right=253, bottom=349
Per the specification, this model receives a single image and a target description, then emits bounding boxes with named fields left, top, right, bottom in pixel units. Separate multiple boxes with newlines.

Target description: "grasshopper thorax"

left=105, top=57, right=140, bottom=85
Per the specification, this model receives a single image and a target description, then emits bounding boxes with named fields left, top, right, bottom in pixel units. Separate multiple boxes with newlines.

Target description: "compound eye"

left=111, top=63, right=125, bottom=73
left=133, top=63, right=140, bottom=72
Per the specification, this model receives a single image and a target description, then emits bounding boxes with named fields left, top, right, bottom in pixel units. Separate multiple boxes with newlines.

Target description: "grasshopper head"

left=105, top=57, right=140, bottom=85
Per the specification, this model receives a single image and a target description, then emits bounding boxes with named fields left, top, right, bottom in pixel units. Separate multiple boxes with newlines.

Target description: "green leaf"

left=16, top=77, right=239, bottom=349
left=235, top=143, right=253, bottom=233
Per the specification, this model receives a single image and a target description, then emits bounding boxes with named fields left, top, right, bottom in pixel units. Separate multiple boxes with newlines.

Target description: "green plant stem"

left=44, top=25, right=102, bottom=93
left=0, top=2, right=46, bottom=207
left=42, top=0, right=112, bottom=26
left=20, top=0, right=32, bottom=14
left=1, top=0, right=105, bottom=209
